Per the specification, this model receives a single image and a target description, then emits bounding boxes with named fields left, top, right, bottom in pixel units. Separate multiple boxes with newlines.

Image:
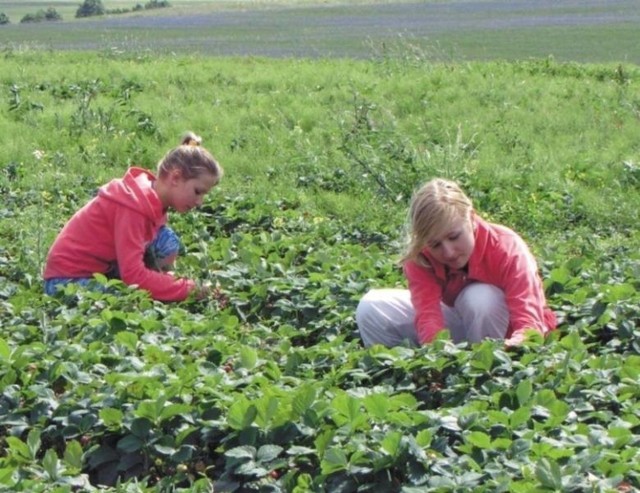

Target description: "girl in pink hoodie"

left=356, top=178, right=556, bottom=347
left=44, top=132, right=223, bottom=302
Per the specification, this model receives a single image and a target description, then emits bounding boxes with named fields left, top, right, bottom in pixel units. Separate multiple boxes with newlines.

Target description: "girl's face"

left=425, top=214, right=475, bottom=270
left=165, top=170, right=217, bottom=212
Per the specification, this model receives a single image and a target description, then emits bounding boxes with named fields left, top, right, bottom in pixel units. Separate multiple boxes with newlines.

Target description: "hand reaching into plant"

left=504, top=328, right=544, bottom=348
left=504, top=331, right=526, bottom=347
left=193, top=281, right=229, bottom=309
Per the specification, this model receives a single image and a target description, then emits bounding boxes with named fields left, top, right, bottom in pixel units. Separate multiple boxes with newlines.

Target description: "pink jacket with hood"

left=44, top=167, right=195, bottom=301
left=404, top=216, right=557, bottom=344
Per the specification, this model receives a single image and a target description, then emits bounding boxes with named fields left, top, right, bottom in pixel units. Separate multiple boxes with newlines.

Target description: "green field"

left=1, top=2, right=640, bottom=492
left=1, top=0, right=639, bottom=62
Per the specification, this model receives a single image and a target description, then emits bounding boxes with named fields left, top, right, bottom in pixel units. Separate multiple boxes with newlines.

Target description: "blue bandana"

left=150, top=225, right=181, bottom=259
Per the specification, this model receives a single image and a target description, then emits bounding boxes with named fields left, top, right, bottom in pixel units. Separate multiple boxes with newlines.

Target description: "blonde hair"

left=157, top=131, right=223, bottom=184
left=401, top=178, right=473, bottom=265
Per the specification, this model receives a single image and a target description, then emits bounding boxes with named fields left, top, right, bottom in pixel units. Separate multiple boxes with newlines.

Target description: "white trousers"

left=355, top=283, right=509, bottom=347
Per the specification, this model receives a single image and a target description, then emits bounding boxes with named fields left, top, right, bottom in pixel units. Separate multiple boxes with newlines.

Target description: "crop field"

left=1, top=1, right=640, bottom=493
left=0, top=0, right=639, bottom=62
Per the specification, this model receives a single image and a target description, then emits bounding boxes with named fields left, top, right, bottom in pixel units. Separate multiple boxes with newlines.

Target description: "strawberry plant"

left=1, top=48, right=640, bottom=492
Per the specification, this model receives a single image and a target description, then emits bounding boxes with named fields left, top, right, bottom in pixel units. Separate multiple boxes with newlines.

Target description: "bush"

left=145, top=0, right=170, bottom=9
left=0, top=12, right=9, bottom=24
left=44, top=7, right=62, bottom=21
left=20, top=8, right=62, bottom=23
left=105, top=8, right=133, bottom=15
left=76, top=0, right=105, bottom=18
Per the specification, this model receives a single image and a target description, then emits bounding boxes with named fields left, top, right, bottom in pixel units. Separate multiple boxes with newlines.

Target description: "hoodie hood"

left=98, top=167, right=165, bottom=224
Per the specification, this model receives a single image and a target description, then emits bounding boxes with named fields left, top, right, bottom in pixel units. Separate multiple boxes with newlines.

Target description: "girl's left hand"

left=505, top=329, right=544, bottom=348
left=504, top=331, right=526, bottom=347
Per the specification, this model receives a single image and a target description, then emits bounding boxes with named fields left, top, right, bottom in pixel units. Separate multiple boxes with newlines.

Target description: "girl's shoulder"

left=478, top=218, right=525, bottom=247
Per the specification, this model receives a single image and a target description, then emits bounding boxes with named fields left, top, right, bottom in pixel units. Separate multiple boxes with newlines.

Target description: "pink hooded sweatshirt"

left=404, top=216, right=557, bottom=344
left=44, top=167, right=195, bottom=301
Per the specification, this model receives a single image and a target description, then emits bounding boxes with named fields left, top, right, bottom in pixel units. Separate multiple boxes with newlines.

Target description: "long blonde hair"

left=157, top=131, right=223, bottom=184
left=401, top=178, right=473, bottom=266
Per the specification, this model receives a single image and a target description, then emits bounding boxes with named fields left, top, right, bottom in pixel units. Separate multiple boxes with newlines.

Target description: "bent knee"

left=455, top=283, right=505, bottom=315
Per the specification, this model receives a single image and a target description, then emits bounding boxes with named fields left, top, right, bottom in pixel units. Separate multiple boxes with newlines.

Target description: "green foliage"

left=144, top=0, right=170, bottom=9
left=0, top=12, right=9, bottom=25
left=75, top=0, right=105, bottom=18
left=19, top=8, right=62, bottom=23
left=1, top=50, right=640, bottom=492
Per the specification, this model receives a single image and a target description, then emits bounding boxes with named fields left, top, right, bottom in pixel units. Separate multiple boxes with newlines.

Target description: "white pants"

left=355, top=283, right=509, bottom=347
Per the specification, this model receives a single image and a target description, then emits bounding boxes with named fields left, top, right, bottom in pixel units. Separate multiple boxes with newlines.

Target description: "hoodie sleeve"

left=494, top=235, right=551, bottom=336
left=112, top=207, right=195, bottom=302
left=404, top=260, right=445, bottom=344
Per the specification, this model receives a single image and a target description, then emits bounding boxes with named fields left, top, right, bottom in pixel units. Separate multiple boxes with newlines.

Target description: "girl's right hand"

left=194, top=281, right=229, bottom=308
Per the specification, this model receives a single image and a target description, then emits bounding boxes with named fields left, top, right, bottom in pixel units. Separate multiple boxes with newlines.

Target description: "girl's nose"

left=441, top=242, right=455, bottom=259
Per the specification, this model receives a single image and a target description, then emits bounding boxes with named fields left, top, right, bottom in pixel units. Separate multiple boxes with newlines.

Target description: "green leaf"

left=42, top=449, right=60, bottom=481
left=99, top=407, right=124, bottom=429
left=534, top=389, right=557, bottom=407
left=225, top=445, right=256, bottom=460
left=130, top=417, right=152, bottom=439
left=63, top=440, right=84, bottom=471
left=0, top=467, right=16, bottom=486
left=470, top=342, right=494, bottom=372
left=510, top=406, right=531, bottom=428
left=331, top=392, right=366, bottom=430
left=26, top=429, right=41, bottom=460
left=136, top=397, right=166, bottom=422
left=363, top=393, right=390, bottom=420
left=239, top=345, right=258, bottom=370
left=321, top=447, right=348, bottom=474
left=492, top=437, right=512, bottom=449
left=256, top=444, right=283, bottom=463
left=415, top=429, right=433, bottom=448
left=115, top=331, right=138, bottom=351
left=609, top=427, right=633, bottom=449
left=516, top=379, right=533, bottom=406
left=465, top=431, right=492, bottom=449
left=254, top=393, right=281, bottom=428
left=381, top=431, right=403, bottom=456
left=291, top=384, right=317, bottom=419
left=160, top=403, right=192, bottom=422
left=536, top=458, right=563, bottom=490
left=153, top=444, right=177, bottom=456
left=6, top=437, right=31, bottom=463
left=86, top=445, right=119, bottom=469
left=117, top=434, right=144, bottom=454
left=510, top=438, right=531, bottom=457
left=0, top=338, right=11, bottom=360
left=227, top=399, right=257, bottom=430
left=314, top=429, right=335, bottom=457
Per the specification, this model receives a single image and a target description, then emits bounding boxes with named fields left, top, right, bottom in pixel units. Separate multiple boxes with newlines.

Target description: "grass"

left=1, top=50, right=639, bottom=269
left=0, top=1, right=639, bottom=62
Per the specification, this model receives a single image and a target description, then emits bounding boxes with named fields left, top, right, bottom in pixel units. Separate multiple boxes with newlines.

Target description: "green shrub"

left=44, top=7, right=62, bottom=21
left=0, top=12, right=9, bottom=25
left=145, top=0, right=170, bottom=9
left=76, top=0, right=105, bottom=18
left=19, top=8, right=62, bottom=23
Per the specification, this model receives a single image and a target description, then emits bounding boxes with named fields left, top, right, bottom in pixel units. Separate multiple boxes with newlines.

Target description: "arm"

left=497, top=236, right=552, bottom=339
left=404, top=261, right=445, bottom=344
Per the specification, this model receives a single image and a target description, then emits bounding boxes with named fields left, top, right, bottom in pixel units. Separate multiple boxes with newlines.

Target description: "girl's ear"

left=168, top=168, right=183, bottom=186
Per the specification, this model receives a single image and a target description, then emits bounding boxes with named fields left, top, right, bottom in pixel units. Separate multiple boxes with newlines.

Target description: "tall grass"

left=1, top=49, right=639, bottom=276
